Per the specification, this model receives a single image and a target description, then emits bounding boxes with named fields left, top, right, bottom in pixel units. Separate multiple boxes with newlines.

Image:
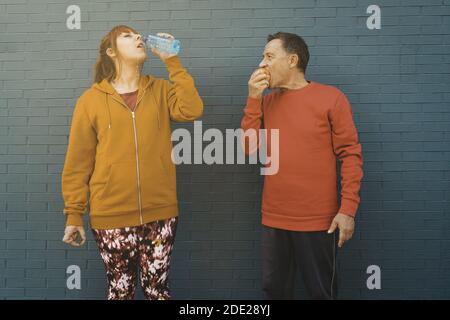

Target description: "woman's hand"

left=150, top=32, right=178, bottom=61
left=63, top=225, right=87, bottom=247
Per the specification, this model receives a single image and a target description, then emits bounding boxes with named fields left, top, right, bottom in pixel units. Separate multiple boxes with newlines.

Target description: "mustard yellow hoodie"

left=62, top=56, right=203, bottom=229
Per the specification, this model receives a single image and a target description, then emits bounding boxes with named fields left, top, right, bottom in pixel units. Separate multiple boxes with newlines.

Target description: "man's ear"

left=289, top=54, right=299, bottom=69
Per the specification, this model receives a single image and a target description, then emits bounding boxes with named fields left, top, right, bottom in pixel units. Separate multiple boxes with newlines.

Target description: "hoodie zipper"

left=132, top=92, right=148, bottom=226
left=109, top=92, right=147, bottom=226
left=131, top=111, right=143, bottom=225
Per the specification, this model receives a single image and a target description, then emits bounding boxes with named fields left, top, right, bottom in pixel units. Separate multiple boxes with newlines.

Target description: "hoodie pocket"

left=97, top=161, right=139, bottom=212
left=140, top=154, right=177, bottom=208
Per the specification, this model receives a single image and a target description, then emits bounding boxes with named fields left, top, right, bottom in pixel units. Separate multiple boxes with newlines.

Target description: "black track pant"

left=261, top=225, right=338, bottom=300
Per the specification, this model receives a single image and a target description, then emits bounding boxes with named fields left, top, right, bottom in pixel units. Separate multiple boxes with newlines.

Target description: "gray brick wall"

left=0, top=0, right=449, bottom=299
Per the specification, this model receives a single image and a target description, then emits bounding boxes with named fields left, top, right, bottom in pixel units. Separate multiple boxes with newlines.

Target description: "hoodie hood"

left=92, top=75, right=157, bottom=129
left=92, top=74, right=156, bottom=95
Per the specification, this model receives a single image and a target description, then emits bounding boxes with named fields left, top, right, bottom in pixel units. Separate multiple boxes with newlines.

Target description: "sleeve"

left=163, top=56, right=204, bottom=122
left=61, top=96, right=97, bottom=226
left=329, top=92, right=364, bottom=217
left=240, top=96, right=264, bottom=155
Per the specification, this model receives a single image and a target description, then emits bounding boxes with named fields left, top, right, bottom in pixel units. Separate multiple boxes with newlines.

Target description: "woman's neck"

left=111, top=63, right=141, bottom=94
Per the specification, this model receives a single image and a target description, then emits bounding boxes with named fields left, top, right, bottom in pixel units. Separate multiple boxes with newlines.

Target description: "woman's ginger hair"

left=93, top=25, right=144, bottom=84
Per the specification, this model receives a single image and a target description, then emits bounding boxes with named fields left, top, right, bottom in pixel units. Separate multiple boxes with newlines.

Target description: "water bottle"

left=142, top=34, right=181, bottom=55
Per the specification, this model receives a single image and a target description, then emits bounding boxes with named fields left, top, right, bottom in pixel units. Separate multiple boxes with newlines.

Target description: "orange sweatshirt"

left=241, top=81, right=363, bottom=231
left=62, top=56, right=203, bottom=229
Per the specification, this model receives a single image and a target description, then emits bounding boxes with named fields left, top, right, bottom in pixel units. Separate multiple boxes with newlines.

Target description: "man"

left=241, top=32, right=363, bottom=300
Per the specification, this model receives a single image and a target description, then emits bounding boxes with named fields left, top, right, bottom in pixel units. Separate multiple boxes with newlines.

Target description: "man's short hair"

left=267, top=32, right=310, bottom=73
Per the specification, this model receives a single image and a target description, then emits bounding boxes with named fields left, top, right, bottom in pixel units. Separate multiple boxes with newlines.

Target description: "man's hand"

left=248, top=67, right=270, bottom=99
left=63, top=225, right=86, bottom=247
left=150, top=32, right=178, bottom=61
left=328, top=213, right=355, bottom=248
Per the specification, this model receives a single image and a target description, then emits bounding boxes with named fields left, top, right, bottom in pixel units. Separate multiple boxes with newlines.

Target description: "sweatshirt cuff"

left=246, top=96, right=263, bottom=109
left=66, top=214, right=84, bottom=227
left=338, top=199, right=359, bottom=218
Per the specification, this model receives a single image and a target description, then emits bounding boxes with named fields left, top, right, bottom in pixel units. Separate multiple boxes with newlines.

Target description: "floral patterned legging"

left=91, top=217, right=178, bottom=300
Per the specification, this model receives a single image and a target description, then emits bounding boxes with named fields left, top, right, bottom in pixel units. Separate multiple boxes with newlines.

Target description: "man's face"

left=258, top=39, right=292, bottom=89
left=109, top=31, right=147, bottom=64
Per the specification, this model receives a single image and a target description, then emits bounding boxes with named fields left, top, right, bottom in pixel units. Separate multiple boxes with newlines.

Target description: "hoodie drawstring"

left=100, top=78, right=160, bottom=131
left=105, top=93, right=112, bottom=129
left=149, top=91, right=161, bottom=130
left=157, top=107, right=160, bottom=130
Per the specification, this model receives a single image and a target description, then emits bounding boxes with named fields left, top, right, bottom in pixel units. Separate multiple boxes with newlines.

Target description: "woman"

left=61, top=25, right=203, bottom=300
